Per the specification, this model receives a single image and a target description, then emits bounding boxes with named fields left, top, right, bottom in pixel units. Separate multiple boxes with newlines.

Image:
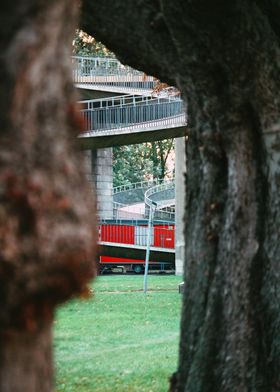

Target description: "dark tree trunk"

left=0, top=327, right=52, bottom=392
left=81, top=1, right=280, bottom=390
left=0, top=2, right=96, bottom=390
left=157, top=140, right=174, bottom=180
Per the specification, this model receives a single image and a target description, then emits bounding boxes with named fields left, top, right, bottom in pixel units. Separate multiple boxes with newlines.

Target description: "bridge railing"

left=145, top=180, right=175, bottom=221
left=80, top=94, right=162, bottom=110
left=72, top=56, right=156, bottom=90
left=112, top=177, right=175, bottom=220
left=113, top=178, right=167, bottom=195
left=79, top=94, right=130, bottom=110
left=79, top=95, right=186, bottom=133
left=145, top=180, right=175, bottom=206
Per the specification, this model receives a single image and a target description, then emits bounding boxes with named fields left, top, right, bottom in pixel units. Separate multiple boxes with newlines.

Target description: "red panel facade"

left=100, top=224, right=135, bottom=244
left=153, top=225, right=175, bottom=248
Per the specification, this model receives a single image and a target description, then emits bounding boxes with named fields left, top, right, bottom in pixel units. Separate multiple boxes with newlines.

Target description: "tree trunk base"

left=0, top=325, right=53, bottom=392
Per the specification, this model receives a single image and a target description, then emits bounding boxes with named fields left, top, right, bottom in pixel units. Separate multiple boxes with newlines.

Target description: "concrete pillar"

left=84, top=148, right=113, bottom=220
left=175, top=137, right=186, bottom=275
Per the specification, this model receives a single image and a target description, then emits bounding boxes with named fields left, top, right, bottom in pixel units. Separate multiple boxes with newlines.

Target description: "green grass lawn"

left=54, top=275, right=182, bottom=392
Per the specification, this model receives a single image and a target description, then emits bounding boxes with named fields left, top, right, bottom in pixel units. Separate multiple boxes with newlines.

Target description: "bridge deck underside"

left=79, top=123, right=187, bottom=149
left=76, top=84, right=153, bottom=96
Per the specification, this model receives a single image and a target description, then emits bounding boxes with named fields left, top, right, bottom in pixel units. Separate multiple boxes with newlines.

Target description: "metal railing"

left=113, top=178, right=166, bottom=195
left=72, top=56, right=156, bottom=91
left=153, top=208, right=175, bottom=222
left=145, top=180, right=175, bottom=207
left=79, top=94, right=186, bottom=134
left=112, top=177, right=175, bottom=221
left=145, top=180, right=175, bottom=221
left=79, top=94, right=133, bottom=110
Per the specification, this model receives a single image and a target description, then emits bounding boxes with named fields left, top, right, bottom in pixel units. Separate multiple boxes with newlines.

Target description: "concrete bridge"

left=78, top=93, right=187, bottom=149
left=73, top=55, right=186, bottom=274
left=73, top=56, right=187, bottom=149
left=112, top=178, right=175, bottom=221
left=73, top=55, right=156, bottom=95
left=144, top=180, right=175, bottom=221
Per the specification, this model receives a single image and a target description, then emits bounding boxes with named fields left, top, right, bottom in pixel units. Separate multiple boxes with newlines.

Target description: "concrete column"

left=84, top=148, right=113, bottom=220
left=175, top=137, right=186, bottom=275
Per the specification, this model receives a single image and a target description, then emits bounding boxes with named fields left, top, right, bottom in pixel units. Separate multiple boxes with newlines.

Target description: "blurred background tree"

left=113, top=139, right=174, bottom=187
left=72, top=29, right=115, bottom=57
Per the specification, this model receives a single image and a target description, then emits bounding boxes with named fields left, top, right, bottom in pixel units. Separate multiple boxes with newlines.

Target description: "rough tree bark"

left=0, top=2, right=96, bottom=391
left=81, top=1, right=280, bottom=391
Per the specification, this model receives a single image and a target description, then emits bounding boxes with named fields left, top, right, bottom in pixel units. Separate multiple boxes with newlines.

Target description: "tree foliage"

left=72, top=29, right=114, bottom=57
left=113, top=139, right=174, bottom=187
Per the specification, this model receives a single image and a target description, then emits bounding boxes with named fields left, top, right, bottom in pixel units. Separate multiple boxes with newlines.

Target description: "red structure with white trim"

left=99, top=221, right=175, bottom=273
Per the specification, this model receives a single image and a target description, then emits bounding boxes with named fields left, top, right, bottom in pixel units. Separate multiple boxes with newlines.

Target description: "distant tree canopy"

left=113, top=139, right=174, bottom=187
left=72, top=29, right=114, bottom=57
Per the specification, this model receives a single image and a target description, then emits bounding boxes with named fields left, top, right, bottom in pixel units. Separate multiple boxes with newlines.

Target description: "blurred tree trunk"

left=81, top=1, right=280, bottom=390
left=0, top=2, right=96, bottom=390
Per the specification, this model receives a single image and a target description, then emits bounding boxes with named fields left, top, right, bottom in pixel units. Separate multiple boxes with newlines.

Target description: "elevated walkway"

left=73, top=56, right=187, bottom=149
left=113, top=178, right=169, bottom=205
left=113, top=178, right=175, bottom=222
left=112, top=179, right=160, bottom=220
left=73, top=56, right=156, bottom=95
left=75, top=83, right=153, bottom=96
left=78, top=94, right=187, bottom=149
left=72, top=56, right=184, bottom=271
left=145, top=180, right=175, bottom=221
